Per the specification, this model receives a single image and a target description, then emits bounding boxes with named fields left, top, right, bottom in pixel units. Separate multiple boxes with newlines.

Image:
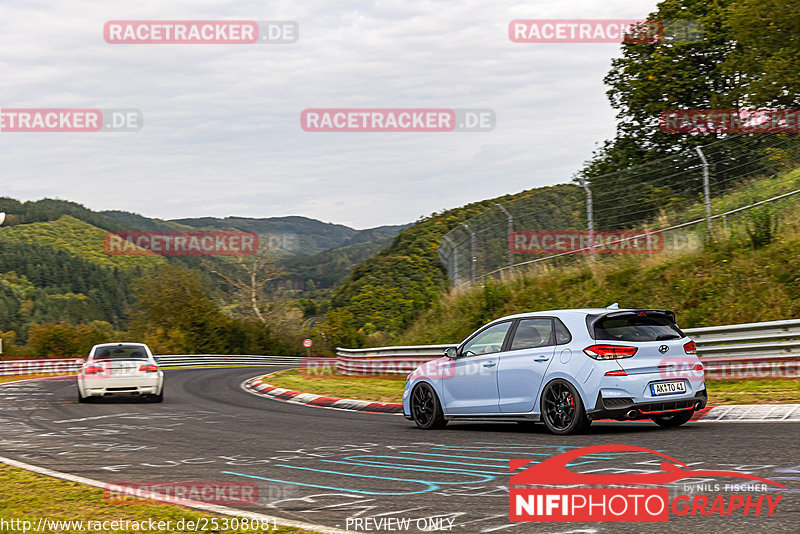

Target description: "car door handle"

left=482, top=361, right=497, bottom=368
left=533, top=356, right=551, bottom=362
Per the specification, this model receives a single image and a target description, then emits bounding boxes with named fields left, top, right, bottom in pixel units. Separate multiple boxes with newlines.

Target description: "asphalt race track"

left=1, top=367, right=797, bottom=533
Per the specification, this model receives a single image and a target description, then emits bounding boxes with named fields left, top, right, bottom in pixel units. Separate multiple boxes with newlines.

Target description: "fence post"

left=577, top=178, right=595, bottom=260
left=695, top=145, right=712, bottom=235
left=460, top=222, right=477, bottom=283
left=495, top=204, right=514, bottom=275
left=441, top=234, right=458, bottom=286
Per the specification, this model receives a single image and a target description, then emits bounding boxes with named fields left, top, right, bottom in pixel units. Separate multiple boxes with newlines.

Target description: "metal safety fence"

left=0, top=355, right=302, bottom=375
left=335, top=318, right=800, bottom=380
left=439, top=134, right=800, bottom=286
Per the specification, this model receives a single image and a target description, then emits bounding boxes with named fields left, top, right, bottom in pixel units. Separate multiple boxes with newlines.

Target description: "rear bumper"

left=587, top=389, right=707, bottom=421
left=78, top=375, right=162, bottom=397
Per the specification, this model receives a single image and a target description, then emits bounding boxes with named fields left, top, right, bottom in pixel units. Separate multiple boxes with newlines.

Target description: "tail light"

left=139, top=364, right=159, bottom=373
left=692, top=363, right=704, bottom=371
left=583, top=345, right=638, bottom=360
left=83, top=365, right=104, bottom=375
left=604, top=369, right=628, bottom=376
left=683, top=340, right=697, bottom=355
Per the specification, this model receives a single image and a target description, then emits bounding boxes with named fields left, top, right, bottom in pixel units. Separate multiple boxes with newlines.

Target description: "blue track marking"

left=222, top=443, right=658, bottom=496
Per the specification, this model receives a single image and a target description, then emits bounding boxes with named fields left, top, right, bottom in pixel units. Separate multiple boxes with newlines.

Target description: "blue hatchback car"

left=403, top=306, right=707, bottom=434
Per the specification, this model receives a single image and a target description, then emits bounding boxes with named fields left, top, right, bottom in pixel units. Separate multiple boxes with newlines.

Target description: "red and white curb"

left=242, top=376, right=800, bottom=423
left=242, top=376, right=403, bottom=414
left=700, top=403, right=800, bottom=422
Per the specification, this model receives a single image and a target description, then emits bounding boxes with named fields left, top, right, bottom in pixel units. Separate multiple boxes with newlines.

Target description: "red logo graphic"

left=510, top=444, right=784, bottom=522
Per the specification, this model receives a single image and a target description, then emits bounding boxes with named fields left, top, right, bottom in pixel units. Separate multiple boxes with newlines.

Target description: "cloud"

left=0, top=0, right=659, bottom=228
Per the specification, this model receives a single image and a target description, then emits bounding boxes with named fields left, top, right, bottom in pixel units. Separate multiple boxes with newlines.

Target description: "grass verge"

left=262, top=370, right=799, bottom=406
left=264, top=369, right=404, bottom=403
left=0, top=463, right=318, bottom=534
left=707, top=378, right=800, bottom=405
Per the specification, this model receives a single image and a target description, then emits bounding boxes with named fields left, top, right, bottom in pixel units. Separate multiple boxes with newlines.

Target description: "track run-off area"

left=1, top=367, right=798, bottom=533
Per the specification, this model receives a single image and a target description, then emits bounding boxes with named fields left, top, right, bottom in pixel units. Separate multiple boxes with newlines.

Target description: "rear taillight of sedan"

left=583, top=345, right=638, bottom=360
left=683, top=340, right=697, bottom=354
left=139, top=364, right=159, bottom=372
left=83, top=365, right=104, bottom=374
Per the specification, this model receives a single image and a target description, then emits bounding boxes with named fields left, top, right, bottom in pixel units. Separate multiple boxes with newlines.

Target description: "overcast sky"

left=0, top=0, right=661, bottom=229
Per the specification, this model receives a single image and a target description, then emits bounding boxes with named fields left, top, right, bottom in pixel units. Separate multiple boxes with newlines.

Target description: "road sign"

left=303, top=338, right=312, bottom=348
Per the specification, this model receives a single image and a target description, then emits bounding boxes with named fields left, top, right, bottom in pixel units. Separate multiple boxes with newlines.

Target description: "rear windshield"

left=92, top=345, right=149, bottom=361
left=592, top=314, right=683, bottom=342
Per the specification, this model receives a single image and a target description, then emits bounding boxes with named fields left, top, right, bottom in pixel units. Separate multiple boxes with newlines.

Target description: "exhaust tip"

left=625, top=409, right=639, bottom=419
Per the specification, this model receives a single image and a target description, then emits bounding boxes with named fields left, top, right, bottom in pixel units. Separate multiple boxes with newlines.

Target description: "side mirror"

left=444, top=347, right=458, bottom=359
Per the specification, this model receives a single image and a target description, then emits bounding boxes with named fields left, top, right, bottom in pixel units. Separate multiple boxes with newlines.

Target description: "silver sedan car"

left=77, top=343, right=164, bottom=403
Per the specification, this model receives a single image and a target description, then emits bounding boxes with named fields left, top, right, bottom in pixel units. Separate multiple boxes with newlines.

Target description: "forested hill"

left=323, top=184, right=583, bottom=348
left=0, top=197, right=403, bottom=353
left=169, top=215, right=403, bottom=255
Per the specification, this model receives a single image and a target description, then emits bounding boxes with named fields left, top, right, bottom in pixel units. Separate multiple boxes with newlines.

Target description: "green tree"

left=129, top=265, right=230, bottom=354
left=724, top=0, right=800, bottom=106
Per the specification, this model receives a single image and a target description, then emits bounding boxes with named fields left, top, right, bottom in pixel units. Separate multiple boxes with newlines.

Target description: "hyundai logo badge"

left=659, top=345, right=669, bottom=353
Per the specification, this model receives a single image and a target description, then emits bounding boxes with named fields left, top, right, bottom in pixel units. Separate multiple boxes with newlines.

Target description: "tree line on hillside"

left=0, top=197, right=128, bottom=232
left=0, top=235, right=302, bottom=359
left=323, top=185, right=578, bottom=348
left=582, top=0, right=800, bottom=228
left=320, top=0, right=800, bottom=349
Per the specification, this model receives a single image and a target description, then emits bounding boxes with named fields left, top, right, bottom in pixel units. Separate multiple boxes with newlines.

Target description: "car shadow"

left=82, top=395, right=158, bottom=404
left=411, top=421, right=700, bottom=435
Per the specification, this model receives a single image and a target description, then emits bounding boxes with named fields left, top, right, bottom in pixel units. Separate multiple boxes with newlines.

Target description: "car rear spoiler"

left=585, top=309, right=678, bottom=339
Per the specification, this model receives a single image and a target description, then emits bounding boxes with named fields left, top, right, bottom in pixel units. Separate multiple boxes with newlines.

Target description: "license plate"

left=650, top=381, right=686, bottom=396
left=111, top=368, right=131, bottom=375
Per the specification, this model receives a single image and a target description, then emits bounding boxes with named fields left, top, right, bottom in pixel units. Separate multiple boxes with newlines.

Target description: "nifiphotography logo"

left=510, top=444, right=785, bottom=522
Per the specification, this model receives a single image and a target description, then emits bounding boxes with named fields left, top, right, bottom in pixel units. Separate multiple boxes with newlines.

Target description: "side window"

left=554, top=319, right=572, bottom=345
left=462, top=322, right=512, bottom=357
left=509, top=318, right=554, bottom=351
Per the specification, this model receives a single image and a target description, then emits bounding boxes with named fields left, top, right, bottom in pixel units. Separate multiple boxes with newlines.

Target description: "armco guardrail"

left=154, top=355, right=303, bottom=367
left=335, top=319, right=800, bottom=380
left=684, top=319, right=800, bottom=379
left=335, top=345, right=456, bottom=376
left=0, top=355, right=302, bottom=376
